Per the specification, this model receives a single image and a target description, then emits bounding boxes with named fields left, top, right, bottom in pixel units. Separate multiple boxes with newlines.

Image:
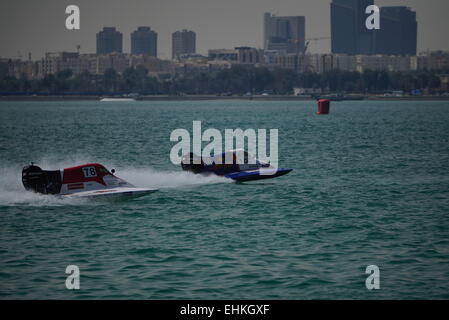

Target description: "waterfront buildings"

left=38, top=52, right=130, bottom=77
left=4, top=49, right=449, bottom=81
left=410, top=51, right=449, bottom=71
left=38, top=52, right=80, bottom=76
left=1, top=58, right=38, bottom=79
left=276, top=53, right=423, bottom=74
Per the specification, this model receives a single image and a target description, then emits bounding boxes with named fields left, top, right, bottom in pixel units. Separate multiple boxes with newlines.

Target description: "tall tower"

left=374, top=7, right=417, bottom=55
left=131, top=27, right=158, bottom=56
left=330, top=0, right=375, bottom=55
left=263, top=12, right=306, bottom=54
left=96, top=27, right=123, bottom=55
left=172, top=30, right=196, bottom=59
left=263, top=12, right=272, bottom=50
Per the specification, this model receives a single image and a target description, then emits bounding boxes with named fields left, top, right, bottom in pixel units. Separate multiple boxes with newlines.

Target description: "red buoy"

left=317, top=99, right=330, bottom=115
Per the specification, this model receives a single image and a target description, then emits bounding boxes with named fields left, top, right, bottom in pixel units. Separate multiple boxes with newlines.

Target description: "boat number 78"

left=82, top=166, right=97, bottom=178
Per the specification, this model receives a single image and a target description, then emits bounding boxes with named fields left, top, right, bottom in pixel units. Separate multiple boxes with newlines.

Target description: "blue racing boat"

left=181, top=149, right=292, bottom=182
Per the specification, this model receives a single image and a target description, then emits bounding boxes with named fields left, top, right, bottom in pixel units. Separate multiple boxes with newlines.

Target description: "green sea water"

left=0, top=100, right=448, bottom=299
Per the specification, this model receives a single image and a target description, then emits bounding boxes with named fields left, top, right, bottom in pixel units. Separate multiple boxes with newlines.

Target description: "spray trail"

left=115, top=167, right=231, bottom=189
left=0, top=160, right=230, bottom=207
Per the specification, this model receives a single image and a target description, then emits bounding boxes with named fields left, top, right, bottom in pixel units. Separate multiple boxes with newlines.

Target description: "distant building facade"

left=276, top=54, right=301, bottom=72
left=36, top=52, right=178, bottom=78
left=264, top=13, right=306, bottom=54
left=273, top=53, right=416, bottom=74
left=331, top=0, right=375, bottom=55
left=411, top=51, right=449, bottom=71
left=172, top=30, right=196, bottom=59
left=235, top=47, right=264, bottom=64
left=12, top=49, right=449, bottom=81
left=96, top=27, right=123, bottom=55
left=38, top=52, right=80, bottom=76
left=0, top=59, right=8, bottom=78
left=331, top=1, right=417, bottom=56
left=1, top=58, right=38, bottom=79
left=131, top=27, right=158, bottom=56
left=38, top=52, right=133, bottom=78
left=130, top=54, right=177, bottom=76
left=208, top=49, right=238, bottom=61
left=374, top=7, right=417, bottom=56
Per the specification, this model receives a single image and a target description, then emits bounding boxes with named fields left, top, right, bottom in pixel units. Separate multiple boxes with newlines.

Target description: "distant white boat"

left=100, top=97, right=136, bottom=102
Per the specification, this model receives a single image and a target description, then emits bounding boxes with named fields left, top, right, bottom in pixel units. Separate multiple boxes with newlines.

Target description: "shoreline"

left=1, top=95, right=449, bottom=102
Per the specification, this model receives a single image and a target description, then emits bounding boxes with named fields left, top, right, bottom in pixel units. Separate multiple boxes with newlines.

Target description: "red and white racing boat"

left=22, top=163, right=157, bottom=199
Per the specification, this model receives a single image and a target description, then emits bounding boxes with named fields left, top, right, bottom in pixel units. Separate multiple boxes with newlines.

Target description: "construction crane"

left=289, top=36, right=331, bottom=55
left=304, top=37, right=330, bottom=54
left=303, top=41, right=310, bottom=55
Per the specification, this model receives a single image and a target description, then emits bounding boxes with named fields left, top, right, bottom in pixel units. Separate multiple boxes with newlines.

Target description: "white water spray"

left=0, top=159, right=230, bottom=206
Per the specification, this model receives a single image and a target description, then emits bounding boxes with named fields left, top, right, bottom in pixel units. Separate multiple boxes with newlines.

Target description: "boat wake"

left=116, top=166, right=231, bottom=189
left=0, top=161, right=229, bottom=207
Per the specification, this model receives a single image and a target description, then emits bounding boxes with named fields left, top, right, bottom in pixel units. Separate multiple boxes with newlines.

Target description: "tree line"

left=0, top=65, right=445, bottom=95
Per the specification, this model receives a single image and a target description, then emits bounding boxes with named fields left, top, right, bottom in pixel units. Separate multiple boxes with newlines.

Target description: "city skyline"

left=1, top=0, right=449, bottom=60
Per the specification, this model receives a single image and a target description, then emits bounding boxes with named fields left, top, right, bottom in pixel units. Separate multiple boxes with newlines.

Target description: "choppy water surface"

left=1, top=100, right=449, bottom=299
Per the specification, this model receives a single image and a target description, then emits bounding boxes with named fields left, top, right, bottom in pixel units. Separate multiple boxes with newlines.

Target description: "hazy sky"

left=1, top=0, right=448, bottom=60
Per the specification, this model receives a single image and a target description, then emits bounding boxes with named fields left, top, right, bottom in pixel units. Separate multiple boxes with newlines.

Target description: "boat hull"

left=224, top=168, right=292, bottom=182
left=61, top=187, right=158, bottom=199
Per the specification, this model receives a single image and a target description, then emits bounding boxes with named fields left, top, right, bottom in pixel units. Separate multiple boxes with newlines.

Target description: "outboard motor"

left=22, top=164, right=62, bottom=195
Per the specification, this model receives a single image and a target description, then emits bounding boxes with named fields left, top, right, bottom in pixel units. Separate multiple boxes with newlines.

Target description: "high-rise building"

left=331, top=0, right=375, bottom=55
left=264, top=13, right=306, bottom=54
left=96, top=27, right=123, bottom=55
left=172, top=30, right=196, bottom=59
left=374, top=7, right=417, bottom=56
left=131, top=27, right=158, bottom=56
